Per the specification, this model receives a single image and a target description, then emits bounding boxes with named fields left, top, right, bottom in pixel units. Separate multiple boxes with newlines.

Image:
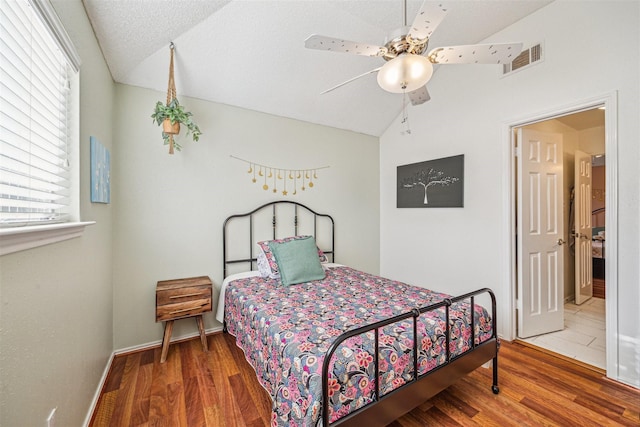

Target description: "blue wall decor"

left=90, top=136, right=110, bottom=203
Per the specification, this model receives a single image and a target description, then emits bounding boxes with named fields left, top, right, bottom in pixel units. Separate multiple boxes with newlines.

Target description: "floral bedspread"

left=224, top=266, right=493, bottom=426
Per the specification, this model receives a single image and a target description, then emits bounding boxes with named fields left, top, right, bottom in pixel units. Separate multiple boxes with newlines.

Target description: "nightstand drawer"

left=155, top=276, right=213, bottom=322
left=156, top=286, right=211, bottom=306
left=156, top=297, right=211, bottom=321
left=155, top=276, right=213, bottom=363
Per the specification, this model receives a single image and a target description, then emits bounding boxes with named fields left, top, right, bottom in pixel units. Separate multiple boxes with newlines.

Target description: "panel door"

left=517, top=129, right=564, bottom=338
left=574, top=150, right=593, bottom=304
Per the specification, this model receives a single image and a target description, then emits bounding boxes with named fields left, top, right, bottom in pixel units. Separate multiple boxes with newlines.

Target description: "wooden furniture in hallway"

left=593, top=278, right=606, bottom=299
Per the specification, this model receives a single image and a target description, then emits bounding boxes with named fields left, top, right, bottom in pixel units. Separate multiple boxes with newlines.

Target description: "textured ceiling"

left=82, top=0, right=552, bottom=136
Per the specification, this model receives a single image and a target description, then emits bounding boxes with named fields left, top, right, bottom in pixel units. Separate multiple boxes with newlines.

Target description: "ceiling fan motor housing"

left=382, top=26, right=429, bottom=61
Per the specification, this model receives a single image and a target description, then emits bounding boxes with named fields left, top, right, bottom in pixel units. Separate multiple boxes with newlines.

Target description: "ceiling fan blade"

left=408, top=1, right=448, bottom=42
left=408, top=85, right=430, bottom=105
left=321, top=67, right=382, bottom=95
left=428, top=42, right=523, bottom=64
left=305, top=34, right=387, bottom=57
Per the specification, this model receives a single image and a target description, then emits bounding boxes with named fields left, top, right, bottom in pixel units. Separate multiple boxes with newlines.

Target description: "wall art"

left=230, top=155, right=329, bottom=196
left=397, top=154, right=464, bottom=208
left=90, top=136, right=110, bottom=203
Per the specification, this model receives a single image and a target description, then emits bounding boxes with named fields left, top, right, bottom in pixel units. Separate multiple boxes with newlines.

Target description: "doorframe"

left=501, top=91, right=618, bottom=379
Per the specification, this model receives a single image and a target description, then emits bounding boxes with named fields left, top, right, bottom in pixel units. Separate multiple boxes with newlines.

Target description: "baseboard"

left=82, top=351, right=114, bottom=427
left=114, top=325, right=224, bottom=356
left=83, top=325, right=223, bottom=426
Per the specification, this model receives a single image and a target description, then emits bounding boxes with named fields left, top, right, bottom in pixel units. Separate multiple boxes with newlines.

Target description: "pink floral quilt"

left=224, top=266, right=493, bottom=426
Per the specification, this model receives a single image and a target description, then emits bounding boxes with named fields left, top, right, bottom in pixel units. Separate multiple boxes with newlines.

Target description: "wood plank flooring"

left=594, top=278, right=606, bottom=299
left=89, top=333, right=640, bottom=426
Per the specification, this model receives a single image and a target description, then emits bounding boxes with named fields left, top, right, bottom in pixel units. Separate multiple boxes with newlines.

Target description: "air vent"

left=503, top=42, right=543, bottom=75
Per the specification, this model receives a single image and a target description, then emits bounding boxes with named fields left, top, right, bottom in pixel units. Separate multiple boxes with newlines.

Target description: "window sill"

left=0, top=221, right=96, bottom=256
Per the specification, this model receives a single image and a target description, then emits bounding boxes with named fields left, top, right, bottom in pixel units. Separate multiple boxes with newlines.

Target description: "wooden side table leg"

left=196, top=315, right=208, bottom=352
left=160, top=320, right=174, bottom=363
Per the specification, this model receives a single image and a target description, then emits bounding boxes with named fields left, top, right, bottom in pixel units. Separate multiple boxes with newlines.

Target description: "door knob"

left=558, top=238, right=566, bottom=245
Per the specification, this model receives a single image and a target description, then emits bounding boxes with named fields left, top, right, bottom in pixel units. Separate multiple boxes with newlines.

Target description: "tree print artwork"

left=401, top=168, right=459, bottom=204
left=397, top=155, right=464, bottom=208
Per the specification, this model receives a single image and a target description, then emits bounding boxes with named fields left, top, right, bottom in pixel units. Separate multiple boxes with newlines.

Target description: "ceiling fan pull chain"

left=401, top=92, right=411, bottom=135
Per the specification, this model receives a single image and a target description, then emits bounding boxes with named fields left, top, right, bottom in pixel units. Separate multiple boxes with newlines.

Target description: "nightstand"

left=156, top=276, right=212, bottom=363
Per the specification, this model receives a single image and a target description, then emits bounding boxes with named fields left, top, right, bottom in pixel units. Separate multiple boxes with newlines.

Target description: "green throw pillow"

left=268, top=236, right=326, bottom=286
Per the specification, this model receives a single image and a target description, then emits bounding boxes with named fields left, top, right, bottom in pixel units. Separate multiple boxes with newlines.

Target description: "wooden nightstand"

left=156, top=276, right=212, bottom=363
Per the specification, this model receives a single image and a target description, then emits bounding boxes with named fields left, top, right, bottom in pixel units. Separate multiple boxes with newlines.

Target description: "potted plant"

left=151, top=98, right=202, bottom=154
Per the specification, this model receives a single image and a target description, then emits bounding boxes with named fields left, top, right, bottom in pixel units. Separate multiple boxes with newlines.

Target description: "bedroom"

left=0, top=0, right=638, bottom=426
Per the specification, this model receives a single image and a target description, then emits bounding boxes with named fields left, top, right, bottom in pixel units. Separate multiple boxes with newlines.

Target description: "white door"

left=574, top=150, right=593, bottom=304
left=517, top=129, right=564, bottom=338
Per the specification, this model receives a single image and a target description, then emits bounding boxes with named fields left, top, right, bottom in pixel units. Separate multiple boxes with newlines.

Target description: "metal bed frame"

left=223, top=200, right=334, bottom=278
left=222, top=201, right=499, bottom=426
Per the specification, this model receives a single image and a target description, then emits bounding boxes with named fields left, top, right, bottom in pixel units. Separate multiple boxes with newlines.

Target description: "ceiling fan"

left=305, top=0, right=523, bottom=105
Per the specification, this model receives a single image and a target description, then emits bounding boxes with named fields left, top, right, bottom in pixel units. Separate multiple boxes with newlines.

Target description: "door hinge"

left=514, top=146, right=520, bottom=157
left=516, top=298, right=523, bottom=310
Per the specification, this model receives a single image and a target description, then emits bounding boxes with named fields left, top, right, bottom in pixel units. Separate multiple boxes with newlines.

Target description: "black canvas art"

left=397, top=154, right=464, bottom=208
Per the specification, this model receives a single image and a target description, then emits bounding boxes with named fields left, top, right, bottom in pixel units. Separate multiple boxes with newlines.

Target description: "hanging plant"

left=150, top=43, right=202, bottom=154
left=151, top=98, right=201, bottom=152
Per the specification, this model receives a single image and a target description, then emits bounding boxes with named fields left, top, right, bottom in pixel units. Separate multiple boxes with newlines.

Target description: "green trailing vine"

left=151, top=98, right=202, bottom=152
left=151, top=43, right=202, bottom=154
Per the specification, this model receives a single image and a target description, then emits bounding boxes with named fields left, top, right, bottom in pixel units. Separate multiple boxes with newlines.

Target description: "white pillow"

left=257, top=248, right=278, bottom=279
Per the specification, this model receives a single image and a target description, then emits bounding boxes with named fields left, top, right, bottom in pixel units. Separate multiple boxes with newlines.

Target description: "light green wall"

left=0, top=1, right=115, bottom=426
left=1, top=2, right=380, bottom=423
left=112, top=84, right=380, bottom=350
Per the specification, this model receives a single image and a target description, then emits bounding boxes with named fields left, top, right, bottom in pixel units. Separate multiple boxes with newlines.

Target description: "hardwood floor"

left=90, top=333, right=640, bottom=426
left=594, top=278, right=606, bottom=299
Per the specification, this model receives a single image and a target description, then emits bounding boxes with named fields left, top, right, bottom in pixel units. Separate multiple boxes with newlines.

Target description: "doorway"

left=515, top=109, right=605, bottom=369
left=504, top=93, right=618, bottom=378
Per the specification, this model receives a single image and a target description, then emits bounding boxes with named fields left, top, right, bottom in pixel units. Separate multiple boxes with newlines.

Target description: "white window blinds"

left=0, top=0, right=78, bottom=227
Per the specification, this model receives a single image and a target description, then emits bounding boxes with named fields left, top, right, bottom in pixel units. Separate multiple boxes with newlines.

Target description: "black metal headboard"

left=223, top=201, right=335, bottom=278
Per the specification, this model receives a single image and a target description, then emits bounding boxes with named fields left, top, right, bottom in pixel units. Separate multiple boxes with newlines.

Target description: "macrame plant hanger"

left=164, top=43, right=179, bottom=154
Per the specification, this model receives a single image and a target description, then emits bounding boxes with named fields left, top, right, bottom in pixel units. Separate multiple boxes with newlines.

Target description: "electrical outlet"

left=46, top=407, right=57, bottom=427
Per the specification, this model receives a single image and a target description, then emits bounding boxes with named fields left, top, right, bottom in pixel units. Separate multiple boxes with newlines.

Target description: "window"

left=0, top=0, right=90, bottom=255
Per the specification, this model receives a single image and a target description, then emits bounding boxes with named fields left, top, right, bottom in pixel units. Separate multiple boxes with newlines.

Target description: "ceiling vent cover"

left=503, top=42, right=543, bottom=75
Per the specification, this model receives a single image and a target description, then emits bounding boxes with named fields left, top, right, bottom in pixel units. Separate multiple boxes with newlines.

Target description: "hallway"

left=521, top=297, right=605, bottom=370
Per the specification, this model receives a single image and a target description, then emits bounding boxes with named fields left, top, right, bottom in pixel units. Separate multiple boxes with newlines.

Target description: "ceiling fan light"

left=377, top=55, right=433, bottom=93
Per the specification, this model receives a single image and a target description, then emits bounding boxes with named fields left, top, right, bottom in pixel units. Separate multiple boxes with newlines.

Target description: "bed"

left=219, top=201, right=499, bottom=426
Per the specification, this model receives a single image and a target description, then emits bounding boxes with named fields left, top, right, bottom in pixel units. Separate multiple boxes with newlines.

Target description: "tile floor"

left=521, top=297, right=606, bottom=369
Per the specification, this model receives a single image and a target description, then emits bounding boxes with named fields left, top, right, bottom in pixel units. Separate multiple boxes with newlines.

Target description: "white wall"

left=0, top=1, right=115, bottom=425
left=112, top=85, right=379, bottom=350
left=380, top=1, right=639, bottom=387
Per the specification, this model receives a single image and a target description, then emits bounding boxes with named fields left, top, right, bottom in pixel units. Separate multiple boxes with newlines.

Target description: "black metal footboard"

left=321, top=288, right=499, bottom=426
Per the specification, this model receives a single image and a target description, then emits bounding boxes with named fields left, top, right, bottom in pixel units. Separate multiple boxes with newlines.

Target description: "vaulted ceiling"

left=82, top=0, right=552, bottom=136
